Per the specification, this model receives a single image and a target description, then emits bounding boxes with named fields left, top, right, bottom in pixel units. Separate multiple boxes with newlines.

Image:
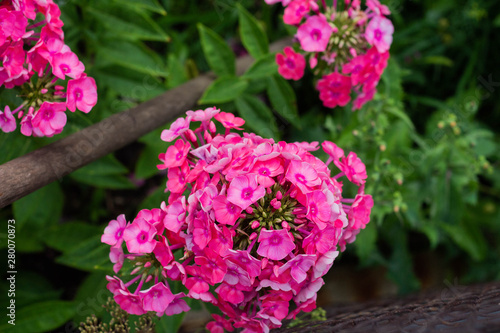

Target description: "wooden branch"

left=0, top=38, right=292, bottom=209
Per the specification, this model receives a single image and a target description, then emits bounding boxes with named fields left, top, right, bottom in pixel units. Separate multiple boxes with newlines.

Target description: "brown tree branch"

left=0, top=38, right=292, bottom=209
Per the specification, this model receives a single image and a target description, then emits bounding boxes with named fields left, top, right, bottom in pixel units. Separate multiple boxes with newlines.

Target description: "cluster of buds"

left=268, top=0, right=393, bottom=110
left=0, top=0, right=97, bottom=136
left=102, top=107, right=373, bottom=332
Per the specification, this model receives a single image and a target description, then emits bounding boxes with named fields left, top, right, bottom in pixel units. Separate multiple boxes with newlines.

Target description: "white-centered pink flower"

left=365, top=16, right=394, bottom=53
left=31, top=101, right=67, bottom=136
left=257, top=229, right=295, bottom=260
left=296, top=14, right=334, bottom=52
left=227, top=175, right=265, bottom=210
left=66, top=75, right=97, bottom=113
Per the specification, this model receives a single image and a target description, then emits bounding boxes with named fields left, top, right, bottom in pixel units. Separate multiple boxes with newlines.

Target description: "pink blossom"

left=322, top=141, right=345, bottom=164
left=303, top=225, right=338, bottom=254
left=207, top=314, right=235, bottom=333
left=158, top=139, right=191, bottom=170
left=365, top=16, right=394, bottom=53
left=114, top=290, right=146, bottom=315
left=66, top=76, right=97, bottom=113
left=257, top=229, right=295, bottom=260
left=348, top=194, right=374, bottom=229
left=163, top=197, right=186, bottom=232
left=278, top=254, right=316, bottom=283
left=31, top=101, right=66, bottom=136
left=339, top=152, right=367, bottom=185
left=164, top=293, right=191, bottom=315
left=2, top=43, right=25, bottom=77
left=316, top=72, right=352, bottom=108
left=294, top=278, right=324, bottom=303
left=306, top=191, right=331, bottom=226
left=195, top=248, right=227, bottom=284
left=185, top=266, right=210, bottom=294
left=187, top=107, right=220, bottom=122
left=109, top=246, right=124, bottom=274
left=209, top=225, right=234, bottom=256
left=216, top=283, right=246, bottom=304
left=296, top=15, right=333, bottom=52
left=227, top=175, right=265, bottom=210
left=122, top=217, right=157, bottom=254
left=285, top=160, right=321, bottom=194
left=167, top=162, right=190, bottom=193
left=313, top=250, right=339, bottom=278
left=365, top=47, right=389, bottom=75
left=276, top=46, right=306, bottom=81
left=140, top=282, right=175, bottom=314
left=161, top=116, right=192, bottom=142
left=283, top=0, right=310, bottom=25
left=251, top=158, right=284, bottom=187
left=101, top=214, right=128, bottom=247
left=342, top=54, right=370, bottom=86
left=0, top=106, right=17, bottom=133
left=214, top=112, right=245, bottom=130
left=213, top=195, right=242, bottom=225
left=51, top=51, right=85, bottom=79
left=353, top=88, right=376, bottom=110
left=367, top=0, right=391, bottom=16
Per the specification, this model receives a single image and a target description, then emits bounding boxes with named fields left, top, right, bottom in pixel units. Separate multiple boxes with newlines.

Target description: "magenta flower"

left=306, top=191, right=331, bottom=226
left=122, top=218, right=157, bottom=254
left=214, top=112, right=245, bottom=130
left=348, top=194, right=374, bottom=229
left=285, top=160, right=321, bottom=194
left=216, top=283, right=247, bottom=304
left=101, top=214, right=128, bottom=247
left=163, top=197, right=186, bottom=232
left=31, top=101, right=67, bottom=136
left=276, top=46, right=306, bottom=81
left=316, top=72, right=352, bottom=108
left=365, top=16, right=394, bottom=53
left=339, top=152, right=367, bottom=185
left=227, top=175, right=265, bottom=210
left=257, top=229, right=295, bottom=260
left=161, top=116, right=192, bottom=142
left=278, top=254, right=316, bottom=283
left=296, top=14, right=333, bottom=52
left=140, top=282, right=175, bottom=314
left=283, top=0, right=310, bottom=25
left=0, top=106, right=17, bottom=133
left=114, top=290, right=146, bottom=316
left=66, top=75, right=98, bottom=113
left=158, top=139, right=191, bottom=170
left=51, top=51, right=85, bottom=79
left=213, top=195, right=242, bottom=225
left=251, top=158, right=284, bottom=187
left=164, top=293, right=191, bottom=315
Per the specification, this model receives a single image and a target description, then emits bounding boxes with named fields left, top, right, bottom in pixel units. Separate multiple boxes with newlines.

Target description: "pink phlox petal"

left=213, top=195, right=242, bottom=226
left=140, top=282, right=175, bottom=313
left=161, top=116, right=192, bottom=142
left=109, top=246, right=124, bottom=274
left=122, top=217, right=157, bottom=254
left=164, top=293, right=191, bottom=315
left=195, top=248, right=227, bottom=284
left=294, top=277, right=324, bottom=303
left=279, top=254, right=316, bottom=283
left=227, top=174, right=266, bottom=210
left=257, top=228, right=296, bottom=261
left=114, top=289, right=146, bottom=315
left=313, top=250, right=339, bottom=279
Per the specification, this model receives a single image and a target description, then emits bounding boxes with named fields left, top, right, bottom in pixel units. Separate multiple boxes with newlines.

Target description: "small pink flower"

left=342, top=54, right=370, bottom=86
left=167, top=162, right=190, bottom=193
left=367, top=0, right=391, bottom=16
left=101, top=214, right=128, bottom=246
left=276, top=47, right=306, bottom=81
left=257, top=228, right=295, bottom=260
left=348, top=194, right=374, bottom=229
left=251, top=158, right=284, bottom=187
left=339, top=152, right=367, bottom=185
left=109, top=246, right=124, bottom=274
left=227, top=175, right=265, bottom=210
left=306, top=191, right=331, bottom=226
left=164, top=293, right=191, bottom=315
left=214, top=112, right=245, bottom=130
left=51, top=51, right=85, bottom=79
left=302, top=225, right=338, bottom=254
left=285, top=160, right=321, bottom=194
left=187, top=107, right=220, bottom=122
left=353, top=89, right=375, bottom=110
left=365, top=16, right=394, bottom=53
left=207, top=314, right=235, bottom=333
left=216, top=282, right=246, bottom=304
left=66, top=75, right=97, bottom=113
left=140, top=282, right=175, bottom=314
left=31, top=101, right=67, bottom=136
left=0, top=106, right=17, bottom=133
left=322, top=141, right=345, bottom=162
left=278, top=254, right=316, bottom=283
left=296, top=14, right=333, bottom=52
left=158, top=139, right=191, bottom=169
left=2, top=43, right=26, bottom=78
left=122, top=217, right=157, bottom=254
left=316, top=72, right=352, bottom=108
left=114, top=290, right=146, bottom=315
left=213, top=195, right=242, bottom=225
left=283, top=0, right=310, bottom=25
left=163, top=197, right=186, bottom=233
left=161, top=116, right=192, bottom=142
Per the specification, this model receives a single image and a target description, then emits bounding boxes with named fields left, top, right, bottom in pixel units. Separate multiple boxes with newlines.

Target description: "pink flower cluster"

left=102, top=107, right=373, bottom=332
left=0, top=0, right=97, bottom=136
left=269, top=0, right=393, bottom=110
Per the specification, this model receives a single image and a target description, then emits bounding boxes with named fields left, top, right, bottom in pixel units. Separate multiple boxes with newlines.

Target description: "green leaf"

left=56, top=235, right=112, bottom=271
left=13, top=182, right=63, bottom=232
left=117, top=0, right=166, bottom=15
left=242, top=53, right=278, bottom=79
left=87, top=8, right=169, bottom=42
left=385, top=106, right=415, bottom=130
left=237, top=4, right=269, bottom=58
left=235, top=94, right=279, bottom=139
left=96, top=41, right=168, bottom=77
left=266, top=75, right=301, bottom=128
left=354, top=222, right=378, bottom=263
left=0, top=130, right=34, bottom=165
left=0, top=301, right=75, bottom=333
left=73, top=272, right=109, bottom=323
left=7, top=272, right=62, bottom=308
left=156, top=312, right=186, bottom=333
left=423, top=55, right=454, bottom=67
left=199, top=76, right=248, bottom=104
left=197, top=24, right=236, bottom=77
left=441, top=221, right=487, bottom=261
left=70, top=155, right=135, bottom=189
left=167, top=53, right=189, bottom=88
left=42, top=222, right=102, bottom=253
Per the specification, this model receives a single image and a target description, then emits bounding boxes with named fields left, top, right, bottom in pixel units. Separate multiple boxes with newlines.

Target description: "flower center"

left=60, top=64, right=70, bottom=73
left=374, top=30, right=382, bottom=41
left=270, top=235, right=282, bottom=245
left=241, top=187, right=254, bottom=200
left=295, top=174, right=306, bottom=184
left=74, top=88, right=83, bottom=101
left=311, top=29, right=322, bottom=41
left=43, top=109, right=54, bottom=120
left=285, top=58, right=295, bottom=69
left=138, top=231, right=148, bottom=243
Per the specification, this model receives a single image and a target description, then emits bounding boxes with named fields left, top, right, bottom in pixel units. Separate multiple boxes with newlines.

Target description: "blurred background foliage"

left=0, top=0, right=499, bottom=331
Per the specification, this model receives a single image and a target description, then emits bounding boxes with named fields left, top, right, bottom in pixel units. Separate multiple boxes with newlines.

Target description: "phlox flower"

left=114, top=290, right=146, bottom=315
left=278, top=254, right=316, bottom=283
left=66, top=75, right=98, bottom=113
left=207, top=314, right=234, bottom=333
left=164, top=293, right=191, bottom=315
left=214, top=112, right=245, bottom=130
left=213, top=195, right=242, bottom=226
left=316, top=72, right=352, bottom=108
left=122, top=217, right=157, bottom=254
left=338, top=152, right=367, bottom=185
left=227, top=175, right=265, bottom=210
left=257, top=229, right=295, bottom=261
left=101, top=214, right=128, bottom=247
left=251, top=158, right=284, bottom=187
left=283, top=0, right=310, bottom=25
left=163, top=197, right=186, bottom=233
left=158, top=139, right=191, bottom=169
left=140, top=282, right=175, bottom=314
left=31, top=101, right=67, bottom=136
left=348, top=194, right=374, bottom=229
left=285, top=160, right=321, bottom=194
left=161, top=116, right=192, bottom=142
left=0, top=106, right=17, bottom=133
left=296, top=14, right=334, bottom=52
left=187, top=106, right=220, bottom=122
left=365, top=16, right=394, bottom=53
left=276, top=46, right=306, bottom=81
left=51, top=51, right=85, bottom=79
